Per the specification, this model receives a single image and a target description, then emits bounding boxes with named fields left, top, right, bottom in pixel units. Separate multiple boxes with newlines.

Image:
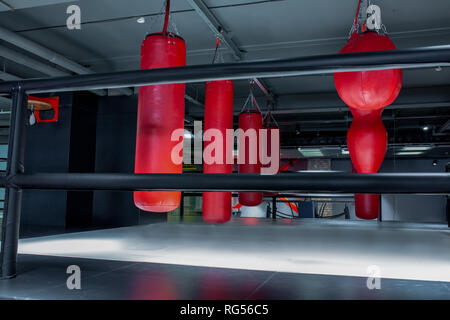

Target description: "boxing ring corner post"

left=0, top=85, right=27, bottom=279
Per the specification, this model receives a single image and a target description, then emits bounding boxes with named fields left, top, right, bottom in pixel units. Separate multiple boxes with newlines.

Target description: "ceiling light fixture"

left=396, top=151, right=424, bottom=156
left=137, top=17, right=146, bottom=24
left=298, top=148, right=323, bottom=157
left=401, top=146, right=432, bottom=152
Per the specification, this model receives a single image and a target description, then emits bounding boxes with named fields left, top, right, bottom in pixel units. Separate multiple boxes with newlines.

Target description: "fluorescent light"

left=341, top=148, right=349, bottom=155
left=423, top=126, right=430, bottom=131
left=401, top=146, right=431, bottom=151
left=137, top=17, right=145, bottom=24
left=396, top=151, right=424, bottom=156
left=298, top=148, right=323, bottom=157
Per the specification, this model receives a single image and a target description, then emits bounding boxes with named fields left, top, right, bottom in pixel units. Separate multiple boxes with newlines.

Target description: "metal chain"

left=263, top=101, right=279, bottom=128
left=240, top=81, right=262, bottom=114
left=148, top=1, right=166, bottom=33
left=347, top=0, right=389, bottom=38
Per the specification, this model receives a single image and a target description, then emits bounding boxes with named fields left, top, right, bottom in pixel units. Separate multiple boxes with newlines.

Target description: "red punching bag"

left=334, top=33, right=401, bottom=219
left=348, top=108, right=387, bottom=219
left=134, top=30, right=186, bottom=212
left=334, top=32, right=402, bottom=111
left=203, top=80, right=234, bottom=223
left=334, top=2, right=402, bottom=219
left=239, top=110, right=263, bottom=206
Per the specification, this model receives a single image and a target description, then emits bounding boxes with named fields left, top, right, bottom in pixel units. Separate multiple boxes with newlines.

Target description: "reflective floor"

left=0, top=254, right=449, bottom=299
left=0, top=218, right=449, bottom=299
left=17, top=218, right=450, bottom=282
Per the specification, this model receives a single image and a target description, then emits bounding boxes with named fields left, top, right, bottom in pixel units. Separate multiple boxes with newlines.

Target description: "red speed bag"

left=334, top=32, right=402, bottom=111
left=348, top=108, right=387, bottom=219
left=263, top=124, right=280, bottom=197
left=134, top=33, right=186, bottom=212
left=203, top=80, right=234, bottom=224
left=238, top=110, right=263, bottom=206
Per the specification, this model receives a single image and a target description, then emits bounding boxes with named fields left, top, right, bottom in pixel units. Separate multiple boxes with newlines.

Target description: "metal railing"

left=1, top=46, right=450, bottom=279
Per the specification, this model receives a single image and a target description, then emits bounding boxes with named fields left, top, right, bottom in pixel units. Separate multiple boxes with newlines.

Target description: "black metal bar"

left=8, top=172, right=450, bottom=194
left=180, top=191, right=184, bottom=221
left=0, top=46, right=450, bottom=94
left=0, top=87, right=27, bottom=279
left=272, top=196, right=277, bottom=221
left=446, top=197, right=449, bottom=228
left=378, top=195, right=383, bottom=222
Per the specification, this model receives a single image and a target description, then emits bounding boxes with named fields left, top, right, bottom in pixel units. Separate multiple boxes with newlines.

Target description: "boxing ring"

left=1, top=45, right=450, bottom=279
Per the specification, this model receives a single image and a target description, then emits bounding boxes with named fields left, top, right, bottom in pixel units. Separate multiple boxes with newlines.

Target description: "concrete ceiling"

left=1, top=0, right=450, bottom=90
left=0, top=0, right=448, bottom=154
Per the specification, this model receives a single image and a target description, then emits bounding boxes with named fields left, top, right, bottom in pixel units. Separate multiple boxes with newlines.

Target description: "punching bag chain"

left=263, top=101, right=279, bottom=128
left=162, top=0, right=170, bottom=37
left=212, top=37, right=220, bottom=64
left=240, top=81, right=262, bottom=114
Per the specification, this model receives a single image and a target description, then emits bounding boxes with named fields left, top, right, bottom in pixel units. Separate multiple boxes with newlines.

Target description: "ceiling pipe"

left=0, top=29, right=201, bottom=103
left=0, top=95, right=11, bottom=108
left=0, top=45, right=107, bottom=96
left=0, top=71, right=21, bottom=81
left=0, top=46, right=68, bottom=77
left=0, top=25, right=131, bottom=96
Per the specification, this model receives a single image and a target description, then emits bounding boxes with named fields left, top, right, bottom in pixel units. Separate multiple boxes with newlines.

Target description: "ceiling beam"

left=0, top=71, right=21, bottom=81
left=0, top=25, right=130, bottom=96
left=0, top=96, right=11, bottom=109
left=0, top=45, right=68, bottom=77
left=0, top=45, right=108, bottom=96
left=186, top=0, right=274, bottom=101
left=186, top=0, right=242, bottom=60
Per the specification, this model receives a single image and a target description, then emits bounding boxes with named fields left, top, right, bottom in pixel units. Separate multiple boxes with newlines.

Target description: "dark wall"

left=21, top=92, right=167, bottom=232
left=65, top=92, right=98, bottom=229
left=21, top=92, right=99, bottom=231
left=92, top=95, right=140, bottom=227
left=21, top=93, right=72, bottom=228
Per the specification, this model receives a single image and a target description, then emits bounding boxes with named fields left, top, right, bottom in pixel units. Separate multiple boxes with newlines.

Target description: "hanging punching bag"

left=239, top=110, right=263, bottom=206
left=134, top=31, right=186, bottom=212
left=348, top=107, right=387, bottom=219
left=334, top=32, right=402, bottom=110
left=334, top=33, right=401, bottom=220
left=334, top=2, right=402, bottom=220
left=203, top=80, right=234, bottom=223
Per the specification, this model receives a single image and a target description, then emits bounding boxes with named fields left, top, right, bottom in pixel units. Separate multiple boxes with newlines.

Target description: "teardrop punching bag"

left=348, top=108, right=387, bottom=219
left=334, top=30, right=402, bottom=219
left=134, top=32, right=186, bottom=212
left=239, top=110, right=263, bottom=206
left=203, top=80, right=234, bottom=223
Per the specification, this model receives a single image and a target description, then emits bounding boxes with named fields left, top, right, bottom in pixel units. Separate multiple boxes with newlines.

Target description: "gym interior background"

left=0, top=0, right=449, bottom=300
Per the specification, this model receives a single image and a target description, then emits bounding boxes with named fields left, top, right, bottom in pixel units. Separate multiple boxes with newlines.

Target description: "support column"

left=0, top=86, right=27, bottom=279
